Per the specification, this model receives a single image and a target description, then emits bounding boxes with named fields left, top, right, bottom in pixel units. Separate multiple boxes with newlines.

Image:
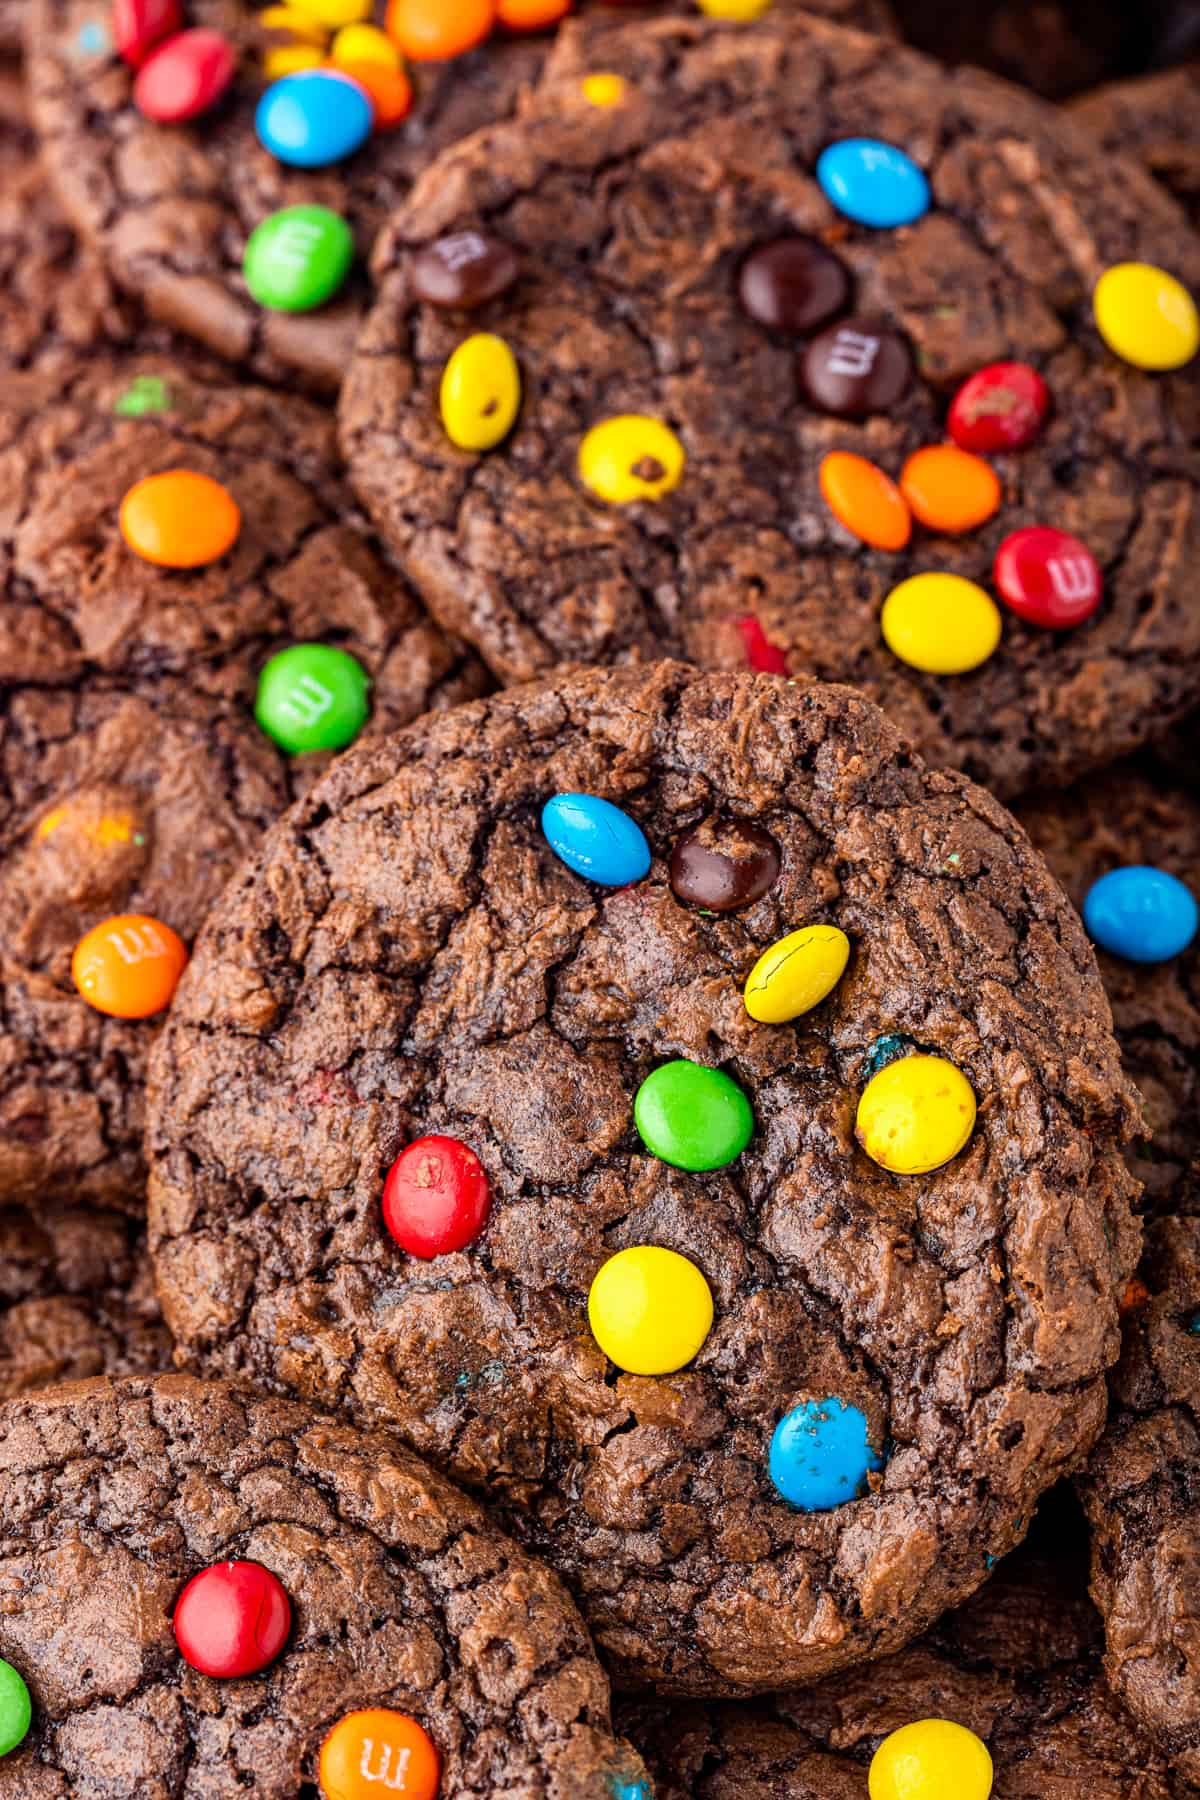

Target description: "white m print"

left=270, top=219, right=324, bottom=274
left=277, top=675, right=334, bottom=728
left=106, top=922, right=169, bottom=965
left=358, top=1739, right=412, bottom=1788
left=827, top=331, right=880, bottom=378
left=1046, top=556, right=1096, bottom=602
left=437, top=231, right=489, bottom=271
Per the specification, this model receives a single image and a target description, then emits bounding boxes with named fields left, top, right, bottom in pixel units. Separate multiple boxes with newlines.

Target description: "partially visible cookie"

left=0, top=351, right=489, bottom=1212
left=0, top=1373, right=650, bottom=1797
left=342, top=8, right=1200, bottom=798
left=619, top=1498, right=1187, bottom=1797
left=1072, top=65, right=1200, bottom=232
left=0, top=1204, right=170, bottom=1397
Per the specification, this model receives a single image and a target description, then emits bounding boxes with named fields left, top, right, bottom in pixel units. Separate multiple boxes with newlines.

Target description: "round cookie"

left=27, top=0, right=897, bottom=394
left=1076, top=1193, right=1200, bottom=1788
left=0, top=350, right=489, bottom=1212
left=341, top=7, right=1200, bottom=798
left=0, top=1204, right=170, bottom=1397
left=1072, top=64, right=1200, bottom=231
left=619, top=1498, right=1187, bottom=1798
left=0, top=1372, right=650, bottom=1796
left=147, top=661, right=1141, bottom=1694
left=1016, top=762, right=1200, bottom=1212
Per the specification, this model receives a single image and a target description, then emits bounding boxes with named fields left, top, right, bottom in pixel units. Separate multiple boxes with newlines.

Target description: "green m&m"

left=634, top=1059, right=753, bottom=1171
left=0, top=1659, right=31, bottom=1757
left=243, top=205, right=354, bottom=313
left=255, top=645, right=370, bottom=755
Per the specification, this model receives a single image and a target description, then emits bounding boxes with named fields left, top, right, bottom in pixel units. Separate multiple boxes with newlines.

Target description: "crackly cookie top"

left=148, top=661, right=1140, bottom=1692
left=0, top=1374, right=646, bottom=1797
left=1071, top=64, right=1200, bottom=234
left=342, top=8, right=1200, bottom=798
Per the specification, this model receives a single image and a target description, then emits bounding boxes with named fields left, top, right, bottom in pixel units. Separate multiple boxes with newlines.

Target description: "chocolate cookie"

left=0, top=1204, right=170, bottom=1397
left=0, top=1372, right=649, bottom=1796
left=146, top=661, right=1140, bottom=1693
left=0, top=350, right=488, bottom=1211
left=27, top=0, right=896, bottom=393
left=1076, top=1194, right=1200, bottom=1788
left=1072, top=65, right=1200, bottom=231
left=619, top=1496, right=1187, bottom=1797
left=341, top=8, right=1200, bottom=799
left=1016, top=762, right=1200, bottom=1212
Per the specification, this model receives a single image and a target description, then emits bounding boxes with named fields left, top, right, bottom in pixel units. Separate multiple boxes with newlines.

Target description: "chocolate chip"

left=670, top=818, right=781, bottom=911
left=737, top=236, right=851, bottom=334
left=409, top=231, right=520, bottom=310
left=800, top=317, right=913, bottom=418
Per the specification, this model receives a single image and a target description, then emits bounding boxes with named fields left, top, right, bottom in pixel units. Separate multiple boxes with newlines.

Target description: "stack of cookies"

left=1, top=1, right=1198, bottom=1795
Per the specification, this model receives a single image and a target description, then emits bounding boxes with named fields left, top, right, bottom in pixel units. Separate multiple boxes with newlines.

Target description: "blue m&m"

left=769, top=1398, right=882, bottom=1510
left=817, top=139, right=930, bottom=228
left=541, top=794, right=651, bottom=887
left=256, top=69, right=372, bottom=168
left=1083, top=866, right=1198, bottom=964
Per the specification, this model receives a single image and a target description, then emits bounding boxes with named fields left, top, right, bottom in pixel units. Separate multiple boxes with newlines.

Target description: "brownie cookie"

left=618, top=1497, right=1188, bottom=1797
left=342, top=8, right=1200, bottom=799
left=0, top=1373, right=649, bottom=1796
left=1017, top=761, right=1200, bottom=1212
left=146, top=661, right=1140, bottom=1693
left=1072, top=64, right=1200, bottom=232
left=26, top=0, right=896, bottom=394
left=1076, top=1192, right=1200, bottom=1788
left=0, top=1204, right=170, bottom=1397
left=0, top=350, right=488, bottom=1211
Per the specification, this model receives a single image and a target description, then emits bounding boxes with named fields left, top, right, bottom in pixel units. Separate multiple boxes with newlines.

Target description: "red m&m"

left=113, top=0, right=182, bottom=67
left=948, top=361, right=1050, bottom=453
left=734, top=615, right=788, bottom=675
left=382, top=1135, right=491, bottom=1258
left=134, top=28, right=237, bottom=123
left=174, top=1560, right=291, bottom=1678
left=994, top=525, right=1103, bottom=629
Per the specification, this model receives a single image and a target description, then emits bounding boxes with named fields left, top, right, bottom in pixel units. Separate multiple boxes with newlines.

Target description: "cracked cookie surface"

left=341, top=9, right=1200, bottom=798
left=148, top=661, right=1140, bottom=1693
left=0, top=351, right=488, bottom=1211
left=1071, top=65, right=1200, bottom=233
left=0, top=1372, right=647, bottom=1797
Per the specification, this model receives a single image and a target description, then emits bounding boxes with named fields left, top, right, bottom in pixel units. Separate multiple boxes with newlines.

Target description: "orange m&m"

left=384, top=0, right=494, bottom=60
left=496, top=0, right=570, bottom=25
left=899, top=444, right=1001, bottom=535
left=340, top=61, right=413, bottom=128
left=819, top=451, right=911, bottom=551
left=318, top=1709, right=440, bottom=1800
left=71, top=914, right=188, bottom=1018
left=119, top=470, right=241, bottom=568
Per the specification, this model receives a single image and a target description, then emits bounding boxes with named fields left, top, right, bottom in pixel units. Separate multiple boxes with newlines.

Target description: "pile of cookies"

left=1, top=0, right=1198, bottom=1795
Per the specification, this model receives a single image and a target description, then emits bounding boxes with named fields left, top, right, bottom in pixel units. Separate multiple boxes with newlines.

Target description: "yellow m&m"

left=697, top=0, right=775, bottom=17
left=581, top=72, right=627, bottom=106
left=857, top=1053, right=976, bottom=1176
left=881, top=573, right=1001, bottom=676
left=869, top=1718, right=993, bottom=1800
left=588, top=1246, right=713, bottom=1376
left=579, top=416, right=685, bottom=505
left=744, top=925, right=850, bottom=1024
left=1093, top=262, right=1199, bottom=371
left=330, top=21, right=401, bottom=66
left=439, top=333, right=521, bottom=452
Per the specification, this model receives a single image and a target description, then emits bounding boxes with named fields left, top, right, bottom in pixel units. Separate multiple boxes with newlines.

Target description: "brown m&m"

left=800, top=318, right=912, bottom=418
left=738, top=237, right=850, bottom=334
left=670, top=818, right=781, bottom=911
left=409, top=232, right=520, bottom=310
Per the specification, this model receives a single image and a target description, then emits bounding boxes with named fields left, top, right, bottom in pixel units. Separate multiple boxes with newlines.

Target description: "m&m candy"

left=384, top=0, right=494, bottom=61
left=743, top=925, right=850, bottom=1024
left=993, top=526, right=1102, bottom=629
left=338, top=62, right=413, bottom=130
left=113, top=0, right=181, bottom=67
left=382, top=1135, right=491, bottom=1258
left=330, top=21, right=401, bottom=66
left=816, top=139, right=930, bottom=228
left=71, top=914, right=188, bottom=1018
left=868, top=1718, right=994, bottom=1800
left=1083, top=867, right=1198, bottom=963
left=439, top=333, right=521, bottom=451
left=319, top=1708, right=440, bottom=1800
left=737, top=236, right=850, bottom=335
left=541, top=794, right=650, bottom=887
left=856, top=1052, right=977, bottom=1175
left=578, top=416, right=685, bottom=504
left=881, top=573, right=1001, bottom=676
left=119, top=470, right=240, bottom=568
left=1093, top=262, right=1199, bottom=371
left=669, top=818, right=781, bottom=912
left=133, top=28, right=236, bottom=122
left=292, top=0, right=371, bottom=26
left=734, top=614, right=788, bottom=674
left=800, top=319, right=913, bottom=419
left=588, top=1246, right=714, bottom=1376
left=243, top=205, right=355, bottom=313
left=634, top=1059, right=753, bottom=1171
left=409, top=233, right=520, bottom=310
left=174, top=1561, right=291, bottom=1678
left=769, top=1398, right=882, bottom=1510
left=820, top=452, right=911, bottom=550
left=256, top=69, right=374, bottom=167
left=580, top=72, right=627, bottom=107
left=899, top=445, right=1001, bottom=536
left=947, top=361, right=1050, bottom=453
left=497, top=0, right=571, bottom=25
left=255, top=644, right=370, bottom=754
left=0, top=1660, right=31, bottom=1759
